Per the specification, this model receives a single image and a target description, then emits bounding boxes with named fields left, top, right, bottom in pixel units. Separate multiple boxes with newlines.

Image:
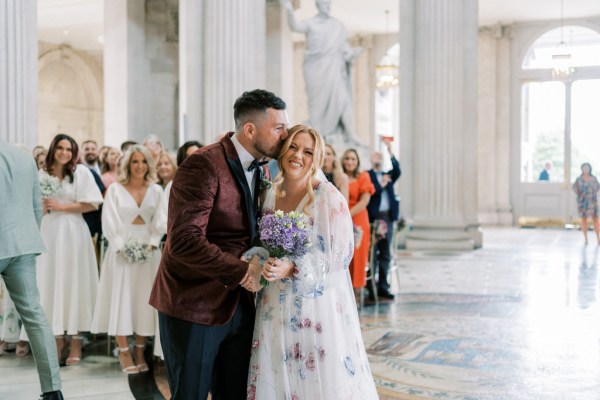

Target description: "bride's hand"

left=262, top=257, right=295, bottom=282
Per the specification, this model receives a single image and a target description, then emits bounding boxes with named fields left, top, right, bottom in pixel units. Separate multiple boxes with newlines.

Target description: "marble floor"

left=1, top=227, right=599, bottom=400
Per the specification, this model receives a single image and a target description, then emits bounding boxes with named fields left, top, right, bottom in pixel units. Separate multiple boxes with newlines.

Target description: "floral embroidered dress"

left=247, top=181, right=378, bottom=400
left=573, top=175, right=600, bottom=217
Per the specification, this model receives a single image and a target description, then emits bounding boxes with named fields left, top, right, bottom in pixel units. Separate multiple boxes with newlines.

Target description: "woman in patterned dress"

left=573, top=162, right=600, bottom=244
left=246, top=124, right=378, bottom=400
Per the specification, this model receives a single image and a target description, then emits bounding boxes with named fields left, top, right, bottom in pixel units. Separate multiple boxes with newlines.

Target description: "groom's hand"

left=240, top=255, right=262, bottom=291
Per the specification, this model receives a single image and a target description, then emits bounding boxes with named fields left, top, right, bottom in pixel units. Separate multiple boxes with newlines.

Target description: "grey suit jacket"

left=0, top=141, right=46, bottom=259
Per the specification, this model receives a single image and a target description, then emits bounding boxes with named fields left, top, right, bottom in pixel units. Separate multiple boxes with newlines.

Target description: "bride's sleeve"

left=290, top=182, right=354, bottom=297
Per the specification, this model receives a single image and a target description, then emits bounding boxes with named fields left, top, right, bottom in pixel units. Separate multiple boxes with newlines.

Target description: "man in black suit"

left=81, top=143, right=105, bottom=262
left=366, top=140, right=401, bottom=300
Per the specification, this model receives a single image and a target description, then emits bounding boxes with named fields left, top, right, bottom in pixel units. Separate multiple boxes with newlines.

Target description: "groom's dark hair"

left=234, top=89, right=287, bottom=131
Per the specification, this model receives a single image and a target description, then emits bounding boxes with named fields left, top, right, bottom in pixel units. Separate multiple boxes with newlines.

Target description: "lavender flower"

left=258, top=209, right=312, bottom=286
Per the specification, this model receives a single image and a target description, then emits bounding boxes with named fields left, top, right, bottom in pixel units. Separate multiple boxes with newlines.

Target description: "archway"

left=37, top=45, right=103, bottom=147
left=516, top=25, right=600, bottom=223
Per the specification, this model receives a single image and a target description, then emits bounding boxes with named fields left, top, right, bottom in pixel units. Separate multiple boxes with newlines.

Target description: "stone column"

left=478, top=25, right=513, bottom=226
left=495, top=29, right=513, bottom=225
left=204, top=0, right=266, bottom=142
left=0, top=0, right=38, bottom=148
left=400, top=0, right=482, bottom=249
left=179, top=0, right=204, bottom=145
left=103, top=0, right=147, bottom=146
left=266, top=0, right=294, bottom=121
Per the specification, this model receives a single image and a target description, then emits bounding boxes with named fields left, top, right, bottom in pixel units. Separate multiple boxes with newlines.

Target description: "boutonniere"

left=260, top=179, right=272, bottom=190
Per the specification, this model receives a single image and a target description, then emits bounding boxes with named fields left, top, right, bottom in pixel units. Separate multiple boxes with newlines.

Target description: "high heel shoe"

left=115, top=346, right=140, bottom=374
left=134, top=344, right=149, bottom=372
left=16, top=341, right=30, bottom=357
left=65, top=335, right=83, bottom=366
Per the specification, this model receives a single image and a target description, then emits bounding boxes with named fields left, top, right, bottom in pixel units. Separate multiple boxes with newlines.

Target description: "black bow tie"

left=247, top=159, right=268, bottom=172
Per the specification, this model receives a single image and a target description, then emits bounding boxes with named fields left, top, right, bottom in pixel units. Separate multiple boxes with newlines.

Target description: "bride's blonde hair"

left=273, top=124, right=325, bottom=214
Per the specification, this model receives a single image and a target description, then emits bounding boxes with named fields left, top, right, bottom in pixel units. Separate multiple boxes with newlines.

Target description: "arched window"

left=522, top=25, right=600, bottom=70
left=520, top=26, right=600, bottom=184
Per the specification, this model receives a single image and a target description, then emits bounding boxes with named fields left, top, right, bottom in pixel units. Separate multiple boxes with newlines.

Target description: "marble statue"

left=280, top=0, right=364, bottom=145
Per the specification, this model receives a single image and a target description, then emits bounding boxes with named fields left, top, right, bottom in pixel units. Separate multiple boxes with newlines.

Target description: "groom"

left=150, top=89, right=289, bottom=400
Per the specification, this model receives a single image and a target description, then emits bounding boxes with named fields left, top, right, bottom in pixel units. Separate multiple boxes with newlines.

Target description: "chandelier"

left=552, top=0, right=574, bottom=80
left=376, top=10, right=399, bottom=92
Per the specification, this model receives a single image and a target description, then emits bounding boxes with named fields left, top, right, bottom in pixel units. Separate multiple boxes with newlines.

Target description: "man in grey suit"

left=0, top=140, right=63, bottom=400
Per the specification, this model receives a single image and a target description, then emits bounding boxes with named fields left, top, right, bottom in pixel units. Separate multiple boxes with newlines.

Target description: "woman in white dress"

left=26, top=133, right=103, bottom=366
left=92, top=145, right=163, bottom=374
left=245, top=125, right=378, bottom=400
left=0, top=278, right=29, bottom=356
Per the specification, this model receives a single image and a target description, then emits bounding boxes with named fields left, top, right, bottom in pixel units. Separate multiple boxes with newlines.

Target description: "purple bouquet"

left=258, top=209, right=312, bottom=286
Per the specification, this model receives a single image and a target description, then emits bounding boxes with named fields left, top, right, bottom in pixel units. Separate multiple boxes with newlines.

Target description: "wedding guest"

left=32, top=145, right=45, bottom=158
left=22, top=133, right=103, bottom=367
left=247, top=124, right=379, bottom=399
left=149, top=89, right=287, bottom=399
left=322, top=143, right=349, bottom=201
left=0, top=140, right=64, bottom=400
left=100, top=147, right=122, bottom=190
left=573, top=162, right=600, bottom=245
left=176, top=140, right=203, bottom=167
left=156, top=151, right=177, bottom=188
left=99, top=144, right=110, bottom=163
left=121, top=140, right=138, bottom=153
left=143, top=135, right=164, bottom=164
left=92, top=145, right=162, bottom=374
left=0, top=278, right=30, bottom=357
left=366, top=139, right=401, bottom=301
left=35, top=148, right=48, bottom=170
left=82, top=140, right=101, bottom=175
left=538, top=161, right=552, bottom=181
left=342, top=148, right=375, bottom=297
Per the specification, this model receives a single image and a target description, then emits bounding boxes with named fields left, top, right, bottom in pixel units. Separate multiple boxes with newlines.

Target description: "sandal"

left=134, top=344, right=149, bottom=372
left=16, top=341, right=30, bottom=357
left=115, top=346, right=140, bottom=375
left=65, top=335, right=83, bottom=366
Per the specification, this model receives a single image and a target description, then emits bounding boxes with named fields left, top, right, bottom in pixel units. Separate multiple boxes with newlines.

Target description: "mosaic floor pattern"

left=1, top=227, right=599, bottom=399
left=361, top=227, right=600, bottom=400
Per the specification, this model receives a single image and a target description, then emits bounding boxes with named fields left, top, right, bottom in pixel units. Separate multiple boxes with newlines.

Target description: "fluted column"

left=204, top=0, right=266, bottom=141
left=266, top=0, right=294, bottom=121
left=0, top=0, right=38, bottom=147
left=400, top=0, right=481, bottom=249
left=179, top=0, right=204, bottom=144
left=104, top=0, right=146, bottom=146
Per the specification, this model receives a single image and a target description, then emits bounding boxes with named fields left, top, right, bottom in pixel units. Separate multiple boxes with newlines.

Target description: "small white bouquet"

left=39, top=171, right=61, bottom=199
left=121, top=238, right=152, bottom=264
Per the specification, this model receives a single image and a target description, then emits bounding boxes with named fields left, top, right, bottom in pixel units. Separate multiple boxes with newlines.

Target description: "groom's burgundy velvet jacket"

left=149, top=133, right=256, bottom=326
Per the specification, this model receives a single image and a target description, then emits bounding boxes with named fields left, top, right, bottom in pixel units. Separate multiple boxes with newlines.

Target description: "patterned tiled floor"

left=1, top=227, right=599, bottom=399
left=361, top=227, right=600, bottom=400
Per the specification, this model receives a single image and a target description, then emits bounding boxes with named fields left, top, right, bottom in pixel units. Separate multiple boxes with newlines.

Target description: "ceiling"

left=38, top=0, right=600, bottom=52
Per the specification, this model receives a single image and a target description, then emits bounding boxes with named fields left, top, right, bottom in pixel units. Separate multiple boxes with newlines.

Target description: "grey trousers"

left=0, top=254, right=61, bottom=393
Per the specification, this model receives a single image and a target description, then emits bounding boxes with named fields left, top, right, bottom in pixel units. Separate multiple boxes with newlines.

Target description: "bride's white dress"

left=247, top=181, right=379, bottom=400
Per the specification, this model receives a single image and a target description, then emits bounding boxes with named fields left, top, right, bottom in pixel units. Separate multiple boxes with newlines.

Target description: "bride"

left=245, top=124, right=378, bottom=399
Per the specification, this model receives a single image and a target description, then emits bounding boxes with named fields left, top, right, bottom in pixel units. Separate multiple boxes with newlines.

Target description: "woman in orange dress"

left=342, top=149, right=375, bottom=294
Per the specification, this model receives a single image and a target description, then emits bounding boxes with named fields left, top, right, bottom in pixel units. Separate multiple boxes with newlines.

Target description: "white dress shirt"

left=230, top=134, right=258, bottom=199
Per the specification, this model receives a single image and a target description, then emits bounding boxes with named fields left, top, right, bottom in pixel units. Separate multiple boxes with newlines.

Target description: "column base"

left=405, top=227, right=482, bottom=250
